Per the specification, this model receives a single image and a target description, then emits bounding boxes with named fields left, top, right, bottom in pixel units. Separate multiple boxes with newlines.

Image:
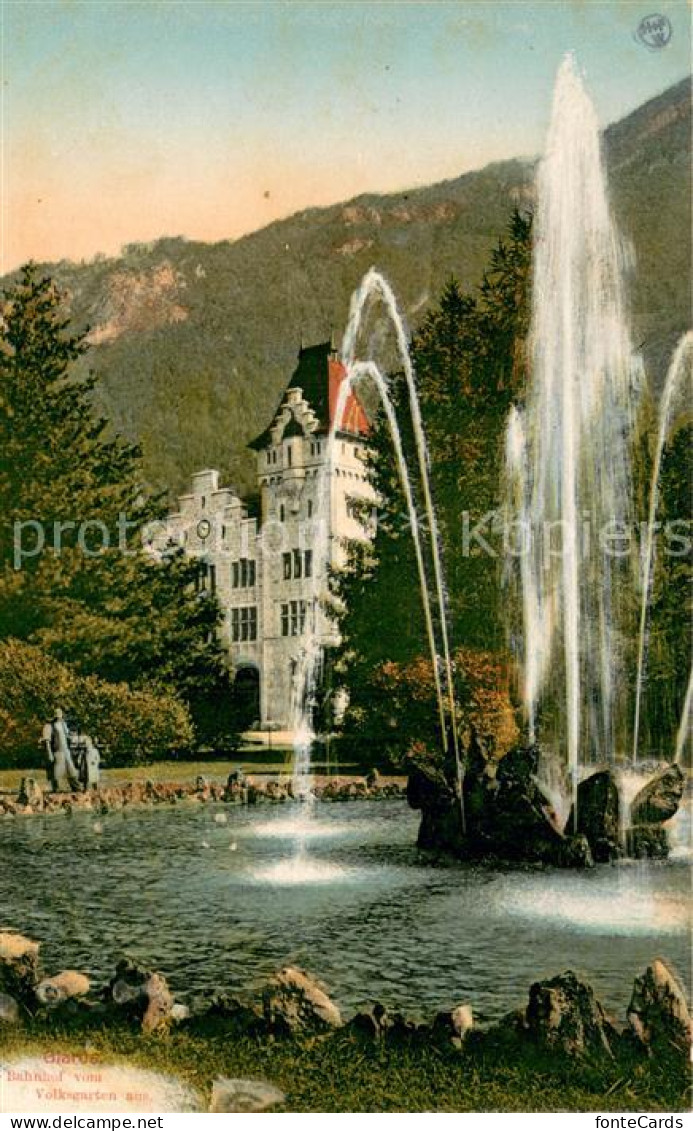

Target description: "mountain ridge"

left=12, top=76, right=691, bottom=498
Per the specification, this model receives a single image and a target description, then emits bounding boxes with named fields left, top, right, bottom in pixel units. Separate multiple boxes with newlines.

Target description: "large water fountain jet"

left=342, top=271, right=465, bottom=823
left=674, top=666, right=692, bottom=765
left=632, top=331, right=693, bottom=761
left=507, top=55, right=640, bottom=820
left=287, top=349, right=454, bottom=846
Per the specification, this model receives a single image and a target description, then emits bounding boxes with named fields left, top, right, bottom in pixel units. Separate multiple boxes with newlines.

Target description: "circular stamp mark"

left=635, top=13, right=673, bottom=49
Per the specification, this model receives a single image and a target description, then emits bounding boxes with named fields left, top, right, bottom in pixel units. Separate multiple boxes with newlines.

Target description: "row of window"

left=232, top=558, right=256, bottom=588
left=281, top=600, right=307, bottom=637
left=230, top=602, right=312, bottom=641
left=231, top=606, right=258, bottom=642
left=265, top=441, right=324, bottom=467
left=276, top=500, right=313, bottom=522
left=283, top=549, right=312, bottom=580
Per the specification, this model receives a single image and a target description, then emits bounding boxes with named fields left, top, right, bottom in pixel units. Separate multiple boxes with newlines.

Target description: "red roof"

left=328, top=357, right=370, bottom=437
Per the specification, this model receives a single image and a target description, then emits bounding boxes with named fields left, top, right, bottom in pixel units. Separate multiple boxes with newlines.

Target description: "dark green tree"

left=330, top=212, right=532, bottom=758
left=0, top=265, right=237, bottom=749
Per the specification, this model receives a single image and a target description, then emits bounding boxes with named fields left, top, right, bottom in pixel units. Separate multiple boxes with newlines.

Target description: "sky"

left=2, top=0, right=690, bottom=270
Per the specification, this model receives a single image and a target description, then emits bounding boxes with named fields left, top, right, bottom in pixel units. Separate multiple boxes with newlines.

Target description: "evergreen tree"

left=0, top=265, right=237, bottom=748
left=330, top=212, right=532, bottom=757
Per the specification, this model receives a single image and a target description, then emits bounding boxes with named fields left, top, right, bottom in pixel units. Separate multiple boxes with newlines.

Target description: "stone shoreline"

left=0, top=771, right=406, bottom=818
left=0, top=931, right=690, bottom=1070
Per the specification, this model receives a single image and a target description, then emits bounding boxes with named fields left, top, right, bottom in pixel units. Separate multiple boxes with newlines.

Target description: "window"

left=232, top=559, right=256, bottom=589
left=232, top=606, right=257, bottom=643
left=287, top=447, right=292, bottom=468
left=279, top=504, right=285, bottom=522
left=282, top=547, right=311, bottom=581
left=281, top=600, right=306, bottom=637
left=307, top=500, right=313, bottom=518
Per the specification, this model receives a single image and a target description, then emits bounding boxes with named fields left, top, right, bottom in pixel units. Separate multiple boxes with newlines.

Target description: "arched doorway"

left=233, top=665, right=261, bottom=729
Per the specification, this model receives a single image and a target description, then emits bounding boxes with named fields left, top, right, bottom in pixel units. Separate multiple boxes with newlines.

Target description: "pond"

left=1, top=800, right=690, bottom=1023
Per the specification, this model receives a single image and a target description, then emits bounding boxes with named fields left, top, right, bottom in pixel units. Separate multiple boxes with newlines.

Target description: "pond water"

left=1, top=800, right=690, bottom=1023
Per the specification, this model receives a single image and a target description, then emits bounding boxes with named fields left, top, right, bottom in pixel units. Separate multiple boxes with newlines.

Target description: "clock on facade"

left=196, top=517, right=212, bottom=540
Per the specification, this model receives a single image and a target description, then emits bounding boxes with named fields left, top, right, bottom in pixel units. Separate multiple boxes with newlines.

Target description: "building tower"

left=161, top=341, right=373, bottom=730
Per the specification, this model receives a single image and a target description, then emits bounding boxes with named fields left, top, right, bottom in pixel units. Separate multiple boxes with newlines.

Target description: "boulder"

left=525, top=971, right=618, bottom=1058
left=0, top=932, right=40, bottom=1002
left=262, top=967, right=342, bottom=1036
left=36, top=970, right=90, bottom=1007
left=203, top=994, right=266, bottom=1035
left=627, top=959, right=691, bottom=1054
left=347, top=1002, right=419, bottom=1042
left=0, top=991, right=20, bottom=1024
left=568, top=769, right=621, bottom=862
left=108, top=960, right=175, bottom=1033
left=630, top=764, right=685, bottom=826
left=432, top=1003, right=474, bottom=1045
left=625, top=824, right=669, bottom=859
left=140, top=973, right=174, bottom=1033
left=209, top=1079, right=285, bottom=1113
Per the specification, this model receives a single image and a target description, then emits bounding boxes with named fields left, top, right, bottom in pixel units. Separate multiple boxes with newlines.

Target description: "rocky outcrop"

left=36, top=970, right=90, bottom=1007
left=410, top=740, right=593, bottom=867
left=0, top=932, right=40, bottom=1004
left=262, top=966, right=342, bottom=1036
left=625, top=824, right=669, bottom=859
left=568, top=769, right=621, bottom=862
left=626, top=959, right=691, bottom=1054
left=630, top=764, right=685, bottom=825
left=432, top=1003, right=474, bottom=1046
left=524, top=971, right=619, bottom=1058
left=107, top=959, right=175, bottom=1033
left=347, top=1002, right=420, bottom=1042
left=408, top=741, right=688, bottom=866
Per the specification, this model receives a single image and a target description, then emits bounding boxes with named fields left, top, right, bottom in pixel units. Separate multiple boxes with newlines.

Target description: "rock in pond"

left=568, top=769, right=621, bottom=862
left=630, top=764, right=685, bottom=826
left=625, top=824, right=669, bottom=859
left=262, top=966, right=342, bottom=1035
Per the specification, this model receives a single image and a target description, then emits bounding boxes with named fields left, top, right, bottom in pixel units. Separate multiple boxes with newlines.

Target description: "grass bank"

left=0, top=1020, right=688, bottom=1113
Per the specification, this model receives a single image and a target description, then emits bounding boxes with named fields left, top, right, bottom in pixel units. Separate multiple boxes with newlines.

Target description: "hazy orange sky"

left=3, top=1, right=690, bottom=271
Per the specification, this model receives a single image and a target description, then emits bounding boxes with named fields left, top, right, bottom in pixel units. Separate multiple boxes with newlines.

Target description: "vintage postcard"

left=0, top=0, right=690, bottom=1119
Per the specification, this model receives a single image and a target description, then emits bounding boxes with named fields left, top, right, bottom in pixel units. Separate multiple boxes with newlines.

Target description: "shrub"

left=0, top=638, right=193, bottom=769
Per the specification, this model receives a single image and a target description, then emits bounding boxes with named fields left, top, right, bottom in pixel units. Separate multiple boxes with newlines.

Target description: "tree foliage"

left=331, top=212, right=532, bottom=757
left=0, top=266, right=238, bottom=754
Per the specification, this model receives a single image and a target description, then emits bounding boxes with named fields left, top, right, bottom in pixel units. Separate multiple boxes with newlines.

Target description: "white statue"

left=42, top=709, right=79, bottom=792
left=83, top=736, right=101, bottom=790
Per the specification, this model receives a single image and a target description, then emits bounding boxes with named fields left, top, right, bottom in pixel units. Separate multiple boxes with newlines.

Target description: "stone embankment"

left=0, top=930, right=689, bottom=1068
left=0, top=770, right=405, bottom=818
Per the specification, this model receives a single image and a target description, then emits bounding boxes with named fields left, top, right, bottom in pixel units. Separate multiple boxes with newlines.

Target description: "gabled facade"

left=161, top=341, right=374, bottom=729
